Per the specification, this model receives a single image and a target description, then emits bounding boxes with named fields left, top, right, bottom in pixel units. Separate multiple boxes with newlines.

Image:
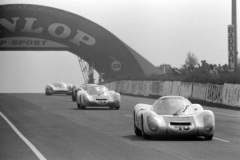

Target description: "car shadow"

left=71, top=107, right=116, bottom=111
left=47, top=94, right=71, bottom=96
left=122, top=135, right=206, bottom=141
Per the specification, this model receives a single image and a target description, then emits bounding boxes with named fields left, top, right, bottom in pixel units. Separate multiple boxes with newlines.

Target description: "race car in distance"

left=133, top=96, right=215, bottom=140
left=76, top=85, right=120, bottom=110
left=45, top=82, right=72, bottom=95
left=71, top=83, right=98, bottom=101
left=71, top=85, right=82, bottom=101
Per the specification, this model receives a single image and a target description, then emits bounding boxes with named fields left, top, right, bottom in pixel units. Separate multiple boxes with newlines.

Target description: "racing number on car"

left=98, top=100, right=106, bottom=104
left=111, top=61, right=121, bottom=72
left=101, top=100, right=106, bottom=103
left=175, top=125, right=190, bottom=130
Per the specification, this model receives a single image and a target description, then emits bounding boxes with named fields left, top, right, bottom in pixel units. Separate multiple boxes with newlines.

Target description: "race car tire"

left=204, top=135, right=213, bottom=140
left=77, top=103, right=81, bottom=109
left=45, top=89, right=51, bottom=96
left=79, top=96, right=86, bottom=109
left=77, top=103, right=86, bottom=110
left=109, top=106, right=119, bottom=110
left=134, top=111, right=142, bottom=137
left=81, top=105, right=86, bottom=110
left=109, top=107, right=114, bottom=110
left=72, top=94, right=76, bottom=101
left=141, top=115, right=151, bottom=140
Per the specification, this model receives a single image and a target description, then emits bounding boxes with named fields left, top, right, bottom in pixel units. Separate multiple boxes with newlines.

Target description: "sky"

left=0, top=0, right=236, bottom=93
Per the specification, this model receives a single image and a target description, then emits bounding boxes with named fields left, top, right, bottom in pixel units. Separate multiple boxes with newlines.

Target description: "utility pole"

left=232, top=0, right=238, bottom=72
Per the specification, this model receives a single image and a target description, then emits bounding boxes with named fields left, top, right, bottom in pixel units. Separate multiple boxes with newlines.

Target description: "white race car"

left=71, top=85, right=82, bottom=101
left=133, top=96, right=215, bottom=140
left=45, top=82, right=72, bottom=95
left=76, top=85, right=120, bottom=110
left=71, top=83, right=97, bottom=101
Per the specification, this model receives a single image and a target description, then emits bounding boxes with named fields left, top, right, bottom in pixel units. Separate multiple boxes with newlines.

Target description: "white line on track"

left=124, top=114, right=133, bottom=117
left=213, top=137, right=230, bottom=143
left=0, top=112, right=47, bottom=160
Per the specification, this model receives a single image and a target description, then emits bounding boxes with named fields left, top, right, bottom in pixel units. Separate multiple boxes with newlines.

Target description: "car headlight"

left=203, top=115, right=214, bottom=132
left=147, top=116, right=159, bottom=132
left=114, top=96, right=119, bottom=103
left=83, top=95, right=90, bottom=104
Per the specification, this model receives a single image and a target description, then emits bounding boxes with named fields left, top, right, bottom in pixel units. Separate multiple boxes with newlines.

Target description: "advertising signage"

left=0, top=4, right=160, bottom=80
left=228, top=25, right=235, bottom=72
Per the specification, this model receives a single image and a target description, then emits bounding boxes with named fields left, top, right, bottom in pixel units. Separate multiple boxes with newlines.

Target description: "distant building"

left=157, top=64, right=172, bottom=74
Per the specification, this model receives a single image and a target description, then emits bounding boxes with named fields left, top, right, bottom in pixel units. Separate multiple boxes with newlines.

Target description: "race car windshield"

left=87, top=86, right=108, bottom=95
left=81, top=84, right=98, bottom=90
left=152, top=97, right=195, bottom=115
left=53, top=83, right=65, bottom=88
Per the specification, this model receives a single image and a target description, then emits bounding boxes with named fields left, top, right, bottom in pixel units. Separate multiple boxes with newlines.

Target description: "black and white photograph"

left=1, top=0, right=240, bottom=160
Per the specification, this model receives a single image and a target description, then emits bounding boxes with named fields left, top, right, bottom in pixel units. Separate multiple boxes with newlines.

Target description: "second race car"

left=71, top=83, right=98, bottom=101
left=76, top=85, right=120, bottom=110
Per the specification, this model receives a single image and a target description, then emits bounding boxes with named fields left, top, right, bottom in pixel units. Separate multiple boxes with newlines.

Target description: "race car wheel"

left=135, top=125, right=142, bottom=137
left=77, top=103, right=86, bottom=110
left=77, top=103, right=81, bottom=109
left=72, top=94, right=76, bottom=101
left=81, top=105, right=86, bottom=110
left=109, top=106, right=119, bottom=110
left=141, top=115, right=151, bottom=140
left=46, top=89, right=51, bottom=96
left=134, top=112, right=142, bottom=137
left=204, top=135, right=213, bottom=140
left=78, top=96, right=86, bottom=109
left=109, top=106, right=114, bottom=110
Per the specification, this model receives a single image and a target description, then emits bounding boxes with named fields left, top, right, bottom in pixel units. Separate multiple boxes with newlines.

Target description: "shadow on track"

left=71, top=107, right=116, bottom=111
left=123, top=135, right=206, bottom=141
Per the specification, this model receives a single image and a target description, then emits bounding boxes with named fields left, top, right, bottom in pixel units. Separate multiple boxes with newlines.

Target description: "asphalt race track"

left=1, top=94, right=240, bottom=160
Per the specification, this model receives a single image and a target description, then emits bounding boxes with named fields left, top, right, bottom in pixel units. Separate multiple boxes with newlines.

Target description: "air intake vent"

left=170, top=122, right=191, bottom=126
